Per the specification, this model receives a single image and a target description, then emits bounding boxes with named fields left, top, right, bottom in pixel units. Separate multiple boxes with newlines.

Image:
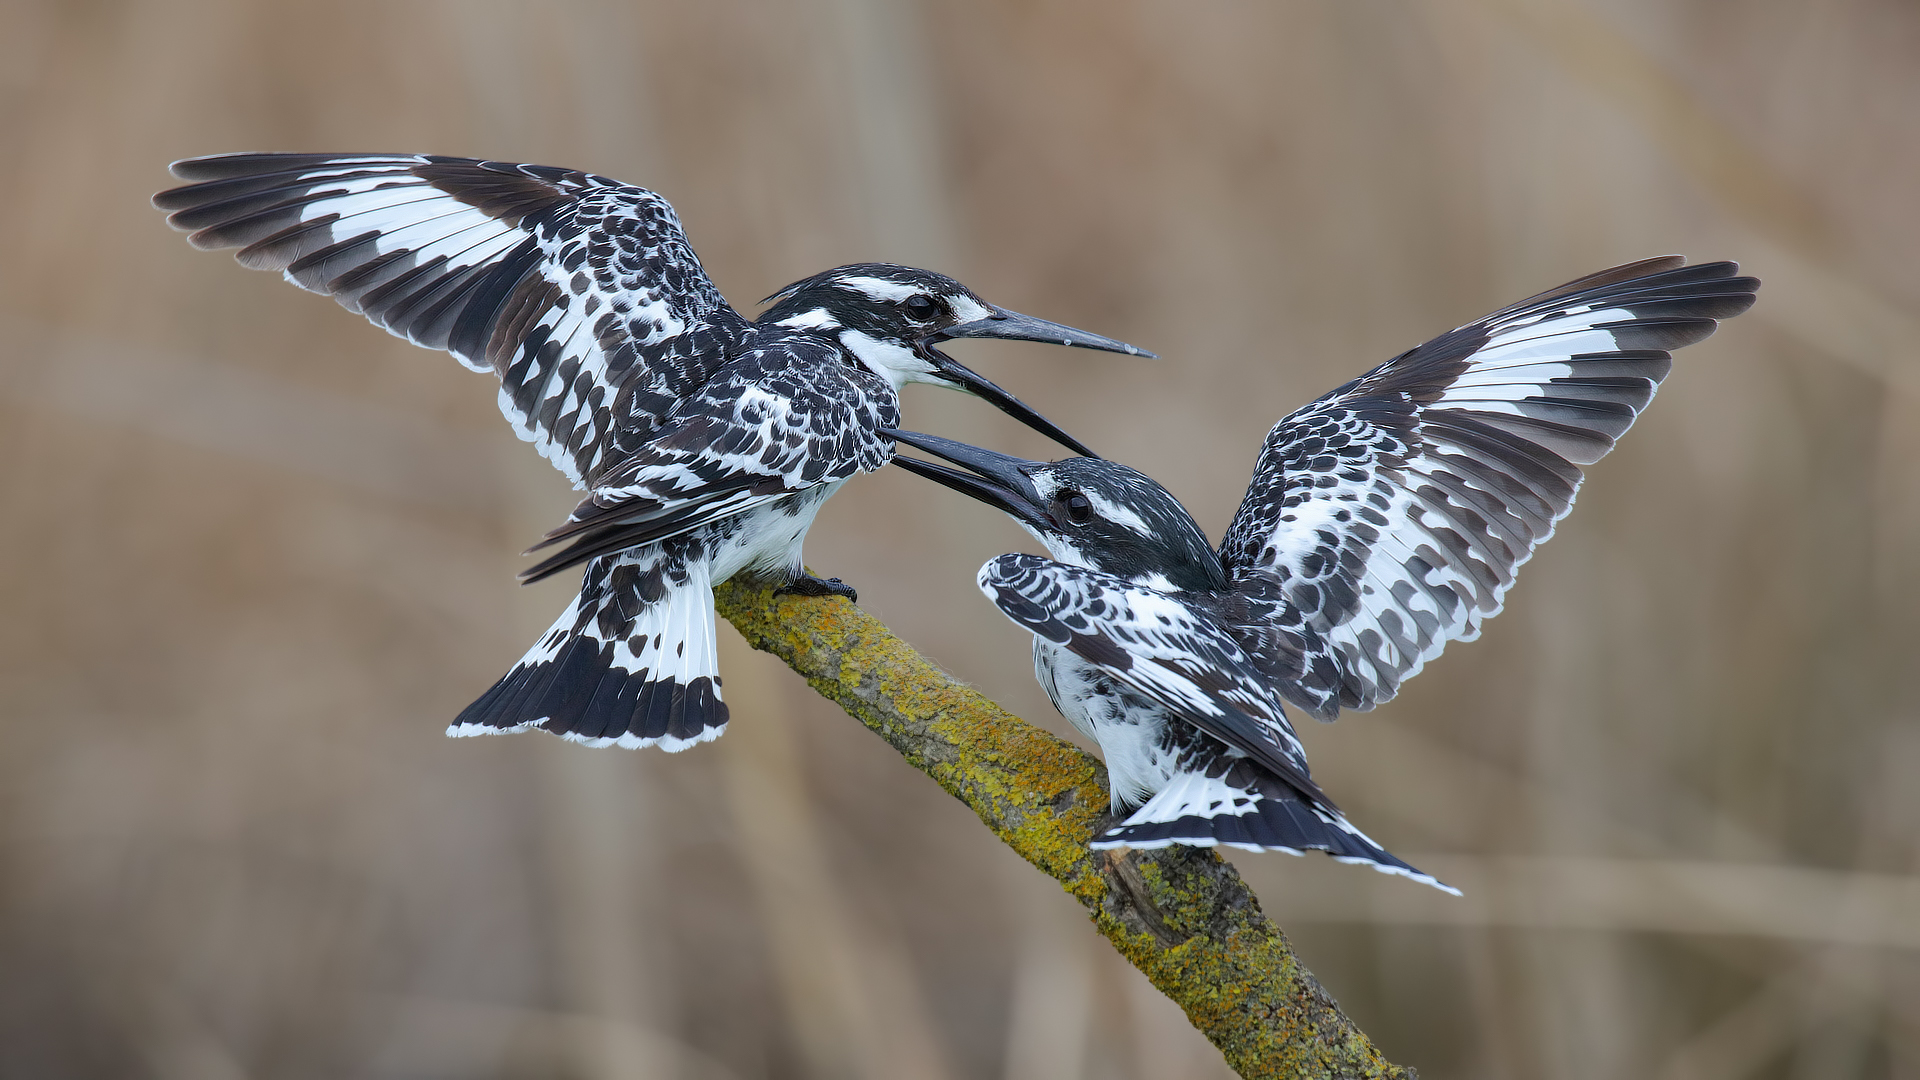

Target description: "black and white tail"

left=1095, top=759, right=1458, bottom=895
left=449, top=542, right=727, bottom=750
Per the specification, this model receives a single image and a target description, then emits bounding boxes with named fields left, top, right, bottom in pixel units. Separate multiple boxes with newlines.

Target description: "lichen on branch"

left=713, top=578, right=1415, bottom=1080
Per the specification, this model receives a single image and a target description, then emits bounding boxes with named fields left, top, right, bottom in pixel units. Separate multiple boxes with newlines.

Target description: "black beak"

left=918, top=306, right=1151, bottom=460
left=916, top=355, right=1100, bottom=459
left=882, top=428, right=1051, bottom=528
left=933, top=307, right=1155, bottom=358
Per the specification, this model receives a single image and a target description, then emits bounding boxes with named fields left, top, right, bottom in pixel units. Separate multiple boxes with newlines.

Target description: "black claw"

left=775, top=574, right=858, bottom=603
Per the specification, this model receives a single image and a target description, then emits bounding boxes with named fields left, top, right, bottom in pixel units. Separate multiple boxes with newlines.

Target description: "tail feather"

left=449, top=545, right=728, bottom=750
left=1092, top=762, right=1458, bottom=895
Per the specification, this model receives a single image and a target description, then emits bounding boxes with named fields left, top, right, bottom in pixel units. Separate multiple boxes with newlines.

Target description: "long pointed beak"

left=934, top=307, right=1155, bottom=358
left=918, top=306, right=1149, bottom=460
left=919, top=358, right=1100, bottom=458
left=882, top=428, right=1051, bottom=527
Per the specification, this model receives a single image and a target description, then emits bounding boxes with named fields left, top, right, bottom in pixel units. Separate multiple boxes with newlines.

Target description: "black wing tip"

left=1503, top=256, right=1755, bottom=317
left=518, top=520, right=658, bottom=584
left=517, top=552, right=576, bottom=586
left=1701, top=288, right=1760, bottom=320
left=153, top=152, right=428, bottom=215
left=1550, top=256, right=1759, bottom=308
left=164, top=151, right=420, bottom=181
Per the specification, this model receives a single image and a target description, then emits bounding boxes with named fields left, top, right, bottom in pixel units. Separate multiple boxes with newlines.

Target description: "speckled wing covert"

left=153, top=153, right=743, bottom=486
left=519, top=339, right=900, bottom=582
left=979, top=554, right=1455, bottom=892
left=976, top=554, right=1317, bottom=794
left=1219, top=257, right=1759, bottom=719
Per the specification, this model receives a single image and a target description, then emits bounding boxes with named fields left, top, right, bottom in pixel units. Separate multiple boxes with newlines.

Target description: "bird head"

left=884, top=428, right=1226, bottom=593
left=760, top=264, right=1151, bottom=457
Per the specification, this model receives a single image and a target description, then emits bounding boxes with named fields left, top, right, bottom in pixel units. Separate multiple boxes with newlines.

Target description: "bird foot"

left=775, top=574, right=858, bottom=603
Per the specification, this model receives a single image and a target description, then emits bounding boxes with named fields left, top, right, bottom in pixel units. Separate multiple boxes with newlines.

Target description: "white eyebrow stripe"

left=836, top=276, right=923, bottom=302
left=950, top=297, right=994, bottom=322
left=1082, top=489, right=1151, bottom=534
left=774, top=308, right=839, bottom=329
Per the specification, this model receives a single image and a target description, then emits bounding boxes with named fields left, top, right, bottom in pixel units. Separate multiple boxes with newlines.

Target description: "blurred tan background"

left=3, top=1, right=1917, bottom=1077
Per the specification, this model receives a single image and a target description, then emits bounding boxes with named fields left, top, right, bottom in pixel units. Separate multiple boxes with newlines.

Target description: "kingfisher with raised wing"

left=155, top=152, right=1148, bottom=752
left=888, top=257, right=1758, bottom=891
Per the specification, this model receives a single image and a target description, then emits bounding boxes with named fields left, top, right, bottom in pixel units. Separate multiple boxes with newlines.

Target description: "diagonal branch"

left=714, top=579, right=1416, bottom=1080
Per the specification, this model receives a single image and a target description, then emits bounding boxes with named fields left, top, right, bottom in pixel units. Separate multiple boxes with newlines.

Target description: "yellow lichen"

left=713, top=579, right=1412, bottom=1080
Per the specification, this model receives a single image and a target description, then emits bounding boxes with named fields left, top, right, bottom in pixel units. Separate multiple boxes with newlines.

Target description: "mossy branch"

left=714, top=578, right=1415, bottom=1080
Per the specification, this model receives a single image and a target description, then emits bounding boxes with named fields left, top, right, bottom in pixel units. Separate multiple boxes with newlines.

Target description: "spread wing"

left=1219, top=257, right=1759, bottom=719
left=977, top=554, right=1329, bottom=804
left=154, top=152, right=746, bottom=485
left=518, top=340, right=900, bottom=582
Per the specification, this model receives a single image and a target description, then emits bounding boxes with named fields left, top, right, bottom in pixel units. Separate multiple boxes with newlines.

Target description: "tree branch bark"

left=714, top=579, right=1415, bottom=1080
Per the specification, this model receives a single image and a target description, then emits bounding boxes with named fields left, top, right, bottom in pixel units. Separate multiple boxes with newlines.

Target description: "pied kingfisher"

left=889, top=257, right=1758, bottom=892
left=154, top=153, right=1148, bottom=751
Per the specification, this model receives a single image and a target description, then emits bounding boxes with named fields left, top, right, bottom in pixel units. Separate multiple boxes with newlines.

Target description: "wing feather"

left=1220, top=258, right=1758, bottom=718
left=977, top=554, right=1329, bottom=803
left=156, top=152, right=745, bottom=485
left=519, top=342, right=899, bottom=582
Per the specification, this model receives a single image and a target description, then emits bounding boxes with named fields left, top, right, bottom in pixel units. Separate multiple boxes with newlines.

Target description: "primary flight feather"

left=156, top=152, right=1150, bottom=750
left=890, top=256, right=1757, bottom=891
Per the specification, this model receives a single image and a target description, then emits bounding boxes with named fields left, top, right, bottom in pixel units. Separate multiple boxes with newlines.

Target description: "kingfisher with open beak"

left=155, top=152, right=1150, bottom=751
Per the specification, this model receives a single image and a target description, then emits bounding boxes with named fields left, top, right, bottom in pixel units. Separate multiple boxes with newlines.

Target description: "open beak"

left=882, top=428, right=1052, bottom=529
left=918, top=306, right=1152, bottom=460
left=933, top=307, right=1155, bottom=358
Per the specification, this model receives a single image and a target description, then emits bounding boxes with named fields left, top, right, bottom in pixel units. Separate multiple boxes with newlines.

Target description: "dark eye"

left=1057, top=491, right=1093, bottom=526
left=904, top=294, right=938, bottom=320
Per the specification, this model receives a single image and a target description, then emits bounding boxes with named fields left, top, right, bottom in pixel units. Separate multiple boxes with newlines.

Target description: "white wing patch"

left=156, top=153, right=740, bottom=486
left=1221, top=257, right=1758, bottom=718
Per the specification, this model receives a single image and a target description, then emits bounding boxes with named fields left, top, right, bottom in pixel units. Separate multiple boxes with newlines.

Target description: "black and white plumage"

left=155, top=152, right=1149, bottom=750
left=890, top=257, right=1758, bottom=891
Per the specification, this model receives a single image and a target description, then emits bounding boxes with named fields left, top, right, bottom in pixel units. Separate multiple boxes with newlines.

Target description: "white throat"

left=837, top=329, right=937, bottom=392
left=1020, top=523, right=1091, bottom=570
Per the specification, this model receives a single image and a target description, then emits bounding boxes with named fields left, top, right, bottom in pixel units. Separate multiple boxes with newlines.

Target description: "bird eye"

left=904, top=294, right=938, bottom=320
left=1058, top=491, right=1093, bottom=527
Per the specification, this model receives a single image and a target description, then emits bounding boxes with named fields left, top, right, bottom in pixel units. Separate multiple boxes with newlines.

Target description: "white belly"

left=708, top=480, right=846, bottom=584
left=1034, top=640, right=1181, bottom=811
